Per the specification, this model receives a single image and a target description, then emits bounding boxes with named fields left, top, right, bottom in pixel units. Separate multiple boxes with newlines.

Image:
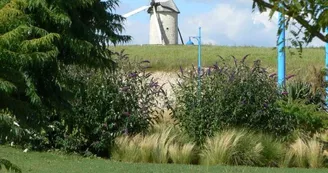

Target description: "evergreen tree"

left=0, top=0, right=130, bottom=144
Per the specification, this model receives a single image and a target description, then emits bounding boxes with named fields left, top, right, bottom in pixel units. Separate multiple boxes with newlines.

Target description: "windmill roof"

left=148, top=0, right=180, bottom=13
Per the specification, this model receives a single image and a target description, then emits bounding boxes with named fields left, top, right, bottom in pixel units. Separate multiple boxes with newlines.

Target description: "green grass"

left=1, top=146, right=328, bottom=173
left=109, top=45, right=325, bottom=78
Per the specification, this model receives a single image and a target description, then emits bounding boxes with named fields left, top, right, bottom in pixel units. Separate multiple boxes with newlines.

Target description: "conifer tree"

left=0, top=0, right=130, bottom=140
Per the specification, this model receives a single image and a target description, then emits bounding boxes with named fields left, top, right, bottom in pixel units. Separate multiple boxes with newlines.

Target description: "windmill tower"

left=123, top=0, right=182, bottom=45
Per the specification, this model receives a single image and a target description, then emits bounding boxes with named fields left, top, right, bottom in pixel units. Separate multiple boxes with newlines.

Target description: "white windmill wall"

left=149, top=12, right=178, bottom=45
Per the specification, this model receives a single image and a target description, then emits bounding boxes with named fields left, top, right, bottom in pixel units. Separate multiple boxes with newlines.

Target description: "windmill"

left=123, top=0, right=184, bottom=45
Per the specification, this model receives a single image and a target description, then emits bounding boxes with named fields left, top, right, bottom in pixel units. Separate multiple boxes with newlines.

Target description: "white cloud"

left=252, top=11, right=278, bottom=31
left=119, top=1, right=325, bottom=47
left=179, top=3, right=278, bottom=46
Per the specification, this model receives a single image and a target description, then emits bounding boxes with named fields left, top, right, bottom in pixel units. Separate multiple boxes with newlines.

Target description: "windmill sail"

left=123, top=6, right=150, bottom=18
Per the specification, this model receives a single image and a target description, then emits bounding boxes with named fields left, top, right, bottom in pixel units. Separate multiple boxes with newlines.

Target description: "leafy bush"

left=0, top=109, right=23, bottom=144
left=172, top=56, right=296, bottom=143
left=284, top=80, right=325, bottom=109
left=57, top=53, right=166, bottom=156
left=276, top=100, right=328, bottom=133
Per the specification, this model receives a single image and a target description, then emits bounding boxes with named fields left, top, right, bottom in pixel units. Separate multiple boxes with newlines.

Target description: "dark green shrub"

left=172, top=56, right=296, bottom=144
left=276, top=100, right=328, bottom=133
left=284, top=80, right=325, bottom=109
left=54, top=52, right=166, bottom=157
left=0, top=109, right=23, bottom=144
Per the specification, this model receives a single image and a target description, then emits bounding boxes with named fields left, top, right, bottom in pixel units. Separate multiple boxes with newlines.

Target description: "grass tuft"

left=281, top=137, right=325, bottom=168
left=111, top=123, right=195, bottom=164
left=169, top=142, right=197, bottom=164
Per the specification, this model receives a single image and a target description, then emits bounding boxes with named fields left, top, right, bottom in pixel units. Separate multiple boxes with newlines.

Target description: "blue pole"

left=277, top=11, right=286, bottom=87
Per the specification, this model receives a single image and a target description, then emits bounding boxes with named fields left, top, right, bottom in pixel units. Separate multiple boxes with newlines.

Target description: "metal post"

left=277, top=10, right=286, bottom=87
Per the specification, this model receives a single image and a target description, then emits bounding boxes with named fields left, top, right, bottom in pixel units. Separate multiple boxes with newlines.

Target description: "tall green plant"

left=0, top=109, right=23, bottom=143
left=0, top=0, right=130, bottom=151
left=276, top=100, right=328, bottom=133
left=172, top=56, right=296, bottom=143
left=0, top=0, right=59, bottom=115
left=55, top=52, right=167, bottom=156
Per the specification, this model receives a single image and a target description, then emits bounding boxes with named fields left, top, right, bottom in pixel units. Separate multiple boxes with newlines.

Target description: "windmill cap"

left=148, top=0, right=180, bottom=13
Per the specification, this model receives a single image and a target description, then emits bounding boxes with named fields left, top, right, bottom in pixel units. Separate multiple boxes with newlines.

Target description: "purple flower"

left=286, top=74, right=296, bottom=80
left=149, top=81, right=159, bottom=88
left=121, top=86, right=130, bottom=92
left=241, top=54, right=250, bottom=63
left=269, top=73, right=277, bottom=78
left=129, top=72, right=138, bottom=78
left=213, top=63, right=218, bottom=70
left=122, top=112, right=130, bottom=116
left=207, top=67, right=211, bottom=76
left=282, top=91, right=288, bottom=95
left=180, top=66, right=184, bottom=75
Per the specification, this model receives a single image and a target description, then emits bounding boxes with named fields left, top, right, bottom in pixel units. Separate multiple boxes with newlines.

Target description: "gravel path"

left=151, top=71, right=178, bottom=101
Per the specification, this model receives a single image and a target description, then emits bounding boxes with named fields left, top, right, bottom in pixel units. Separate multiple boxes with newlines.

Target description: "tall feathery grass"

left=111, top=117, right=327, bottom=168
left=111, top=123, right=196, bottom=164
left=281, top=137, right=325, bottom=168
left=168, top=142, right=197, bottom=164
left=200, top=129, right=244, bottom=165
left=200, top=129, right=285, bottom=166
left=259, top=134, right=285, bottom=167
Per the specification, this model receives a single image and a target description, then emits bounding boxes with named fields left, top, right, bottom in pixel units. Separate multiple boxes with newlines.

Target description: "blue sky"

left=115, top=0, right=323, bottom=47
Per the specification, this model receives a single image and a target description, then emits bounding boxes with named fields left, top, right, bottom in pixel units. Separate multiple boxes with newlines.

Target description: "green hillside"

left=109, top=45, right=325, bottom=79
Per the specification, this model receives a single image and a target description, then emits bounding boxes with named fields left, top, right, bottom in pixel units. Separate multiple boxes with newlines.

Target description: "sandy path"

left=151, top=71, right=179, bottom=105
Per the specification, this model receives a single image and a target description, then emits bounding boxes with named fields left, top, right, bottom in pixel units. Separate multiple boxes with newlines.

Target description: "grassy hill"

left=109, top=45, right=325, bottom=80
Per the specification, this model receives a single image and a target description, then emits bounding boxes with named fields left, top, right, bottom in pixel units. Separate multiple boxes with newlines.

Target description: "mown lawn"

left=1, top=146, right=327, bottom=173
left=109, top=45, right=325, bottom=79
